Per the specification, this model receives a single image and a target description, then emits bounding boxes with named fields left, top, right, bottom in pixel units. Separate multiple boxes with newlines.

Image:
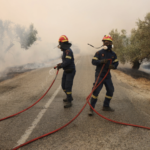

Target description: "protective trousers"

left=61, top=70, right=76, bottom=102
left=90, top=75, right=114, bottom=108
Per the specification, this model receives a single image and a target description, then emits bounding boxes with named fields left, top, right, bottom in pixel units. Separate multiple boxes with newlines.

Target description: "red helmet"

left=102, top=35, right=113, bottom=42
left=58, top=35, right=69, bottom=42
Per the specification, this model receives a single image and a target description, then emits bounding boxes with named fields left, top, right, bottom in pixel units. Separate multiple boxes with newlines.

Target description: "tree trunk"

left=5, top=43, right=14, bottom=53
left=132, top=59, right=141, bottom=70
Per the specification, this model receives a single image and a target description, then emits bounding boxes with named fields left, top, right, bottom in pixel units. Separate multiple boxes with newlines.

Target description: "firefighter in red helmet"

left=57, top=35, right=76, bottom=108
left=89, top=35, right=119, bottom=116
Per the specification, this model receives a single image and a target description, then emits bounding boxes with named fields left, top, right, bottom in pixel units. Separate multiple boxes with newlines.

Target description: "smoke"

left=0, top=20, right=38, bottom=51
left=15, top=24, right=38, bottom=50
left=0, top=19, right=53, bottom=74
left=71, top=44, right=80, bottom=54
left=0, top=20, right=81, bottom=81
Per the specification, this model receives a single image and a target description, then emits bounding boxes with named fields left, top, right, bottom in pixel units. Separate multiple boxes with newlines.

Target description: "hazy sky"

left=0, top=0, right=150, bottom=51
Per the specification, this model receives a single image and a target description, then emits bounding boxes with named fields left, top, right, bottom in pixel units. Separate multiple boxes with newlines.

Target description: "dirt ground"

left=112, top=69, right=150, bottom=116
left=113, top=70, right=150, bottom=95
left=115, top=62, right=150, bottom=99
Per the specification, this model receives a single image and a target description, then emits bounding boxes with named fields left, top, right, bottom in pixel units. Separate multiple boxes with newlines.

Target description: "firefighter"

left=57, top=35, right=76, bottom=108
left=88, top=35, right=119, bottom=116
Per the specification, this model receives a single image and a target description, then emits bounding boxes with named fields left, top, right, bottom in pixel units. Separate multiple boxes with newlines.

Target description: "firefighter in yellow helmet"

left=57, top=35, right=76, bottom=108
left=89, top=35, right=119, bottom=116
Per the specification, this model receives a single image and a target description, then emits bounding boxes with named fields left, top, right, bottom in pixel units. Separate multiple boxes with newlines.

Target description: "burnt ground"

left=0, top=58, right=61, bottom=83
left=114, top=62, right=150, bottom=101
left=117, top=62, right=150, bottom=81
left=0, top=85, right=18, bottom=94
left=0, top=68, right=33, bottom=83
left=118, top=67, right=150, bottom=80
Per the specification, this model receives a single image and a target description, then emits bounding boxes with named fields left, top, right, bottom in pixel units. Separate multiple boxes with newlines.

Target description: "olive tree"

left=109, top=12, right=150, bottom=69
left=0, top=20, right=38, bottom=52
left=15, top=24, right=38, bottom=50
left=109, top=29, right=128, bottom=64
left=128, top=13, right=150, bottom=69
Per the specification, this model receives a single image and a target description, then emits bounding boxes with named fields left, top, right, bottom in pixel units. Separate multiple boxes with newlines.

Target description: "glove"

left=57, top=63, right=62, bottom=69
left=109, top=64, right=115, bottom=69
left=100, top=59, right=108, bottom=64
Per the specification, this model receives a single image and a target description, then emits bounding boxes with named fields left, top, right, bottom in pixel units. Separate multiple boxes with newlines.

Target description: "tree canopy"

left=0, top=20, right=38, bottom=52
left=109, top=12, right=150, bottom=69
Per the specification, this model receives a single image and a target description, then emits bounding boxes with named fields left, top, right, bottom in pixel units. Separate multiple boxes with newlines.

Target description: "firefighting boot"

left=63, top=97, right=68, bottom=102
left=102, top=106, right=114, bottom=112
left=88, top=107, right=93, bottom=116
left=63, top=97, right=73, bottom=102
left=63, top=89, right=68, bottom=102
left=64, top=101, right=72, bottom=108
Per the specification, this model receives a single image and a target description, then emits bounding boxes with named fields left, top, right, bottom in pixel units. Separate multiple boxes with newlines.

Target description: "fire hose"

left=12, top=60, right=150, bottom=150
left=0, top=69, right=59, bottom=122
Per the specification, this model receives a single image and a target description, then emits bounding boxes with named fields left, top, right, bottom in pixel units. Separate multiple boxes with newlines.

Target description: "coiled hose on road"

left=12, top=60, right=150, bottom=150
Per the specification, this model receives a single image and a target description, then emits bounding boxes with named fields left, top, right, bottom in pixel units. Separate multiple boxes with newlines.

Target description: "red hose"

left=0, top=70, right=59, bottom=122
left=12, top=65, right=106, bottom=150
left=86, top=59, right=150, bottom=130
left=87, top=60, right=150, bottom=130
left=12, top=61, right=150, bottom=150
left=88, top=102, right=150, bottom=130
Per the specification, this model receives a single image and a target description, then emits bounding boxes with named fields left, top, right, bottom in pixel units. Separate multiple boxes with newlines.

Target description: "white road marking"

left=15, top=85, right=61, bottom=147
left=15, top=60, right=79, bottom=147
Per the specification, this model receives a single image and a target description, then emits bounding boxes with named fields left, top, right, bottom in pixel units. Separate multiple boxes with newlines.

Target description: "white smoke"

left=0, top=19, right=81, bottom=81
left=0, top=19, right=59, bottom=75
left=0, top=20, right=38, bottom=52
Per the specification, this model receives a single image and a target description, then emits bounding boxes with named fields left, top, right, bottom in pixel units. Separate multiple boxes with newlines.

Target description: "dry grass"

left=113, top=69, right=150, bottom=98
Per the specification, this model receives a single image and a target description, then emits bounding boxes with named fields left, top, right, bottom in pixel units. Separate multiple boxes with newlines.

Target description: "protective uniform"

left=57, top=35, right=76, bottom=108
left=90, top=35, right=119, bottom=112
left=61, top=48, right=76, bottom=102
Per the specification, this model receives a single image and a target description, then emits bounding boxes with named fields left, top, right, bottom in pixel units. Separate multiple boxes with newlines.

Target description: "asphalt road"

left=0, top=55, right=150, bottom=150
